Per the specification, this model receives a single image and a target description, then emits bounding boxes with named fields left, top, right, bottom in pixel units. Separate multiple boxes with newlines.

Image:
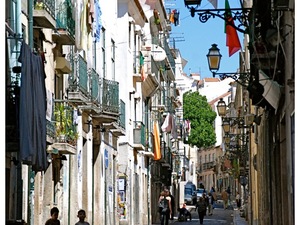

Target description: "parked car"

left=184, top=193, right=195, bottom=205
left=196, top=188, right=206, bottom=202
left=184, top=181, right=197, bottom=205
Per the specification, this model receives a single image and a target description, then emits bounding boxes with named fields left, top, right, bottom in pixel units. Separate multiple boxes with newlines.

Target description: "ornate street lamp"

left=183, top=1, right=251, bottom=34
left=207, top=44, right=251, bottom=87
left=216, top=98, right=227, bottom=117
left=222, top=118, right=231, bottom=133
left=224, top=133, right=231, bottom=145
left=184, top=0, right=201, bottom=7
left=207, top=44, right=222, bottom=73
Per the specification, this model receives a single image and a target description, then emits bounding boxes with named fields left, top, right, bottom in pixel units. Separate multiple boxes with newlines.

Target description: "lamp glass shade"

left=223, top=121, right=230, bottom=133
left=207, top=44, right=222, bottom=72
left=184, top=0, right=201, bottom=6
left=224, top=136, right=231, bottom=144
left=217, top=98, right=227, bottom=116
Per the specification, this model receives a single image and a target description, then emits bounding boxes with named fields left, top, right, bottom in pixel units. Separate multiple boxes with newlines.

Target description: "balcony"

left=55, top=56, right=72, bottom=74
left=33, top=0, right=56, bottom=29
left=163, top=37, right=176, bottom=81
left=90, top=68, right=99, bottom=104
left=68, top=54, right=90, bottom=104
left=89, top=78, right=120, bottom=123
left=158, top=141, right=172, bottom=168
left=46, top=120, right=56, bottom=143
left=53, top=0, right=75, bottom=45
left=47, top=103, right=77, bottom=155
left=202, top=162, right=215, bottom=171
left=133, top=121, right=146, bottom=150
left=67, top=54, right=120, bottom=123
left=102, top=100, right=126, bottom=137
left=142, top=73, right=160, bottom=97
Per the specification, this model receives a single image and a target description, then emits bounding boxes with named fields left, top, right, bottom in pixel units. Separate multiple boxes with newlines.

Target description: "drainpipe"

left=68, top=157, right=71, bottom=225
left=92, top=151, right=94, bottom=225
left=145, top=96, right=151, bottom=225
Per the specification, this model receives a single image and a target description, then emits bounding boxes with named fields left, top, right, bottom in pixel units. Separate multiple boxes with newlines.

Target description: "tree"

left=183, top=91, right=217, bottom=148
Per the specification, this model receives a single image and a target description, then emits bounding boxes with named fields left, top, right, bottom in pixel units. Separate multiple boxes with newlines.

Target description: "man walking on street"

left=196, top=197, right=207, bottom=225
left=221, top=188, right=229, bottom=209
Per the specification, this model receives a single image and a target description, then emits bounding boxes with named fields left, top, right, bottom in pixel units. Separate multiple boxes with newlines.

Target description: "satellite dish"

left=152, top=44, right=166, bottom=62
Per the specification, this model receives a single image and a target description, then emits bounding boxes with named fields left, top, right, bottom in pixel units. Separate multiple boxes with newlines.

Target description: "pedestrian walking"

left=166, top=189, right=175, bottom=220
left=202, top=193, right=209, bottom=207
left=210, top=186, right=217, bottom=209
left=207, top=192, right=214, bottom=215
left=45, top=207, right=60, bottom=225
left=195, top=197, right=207, bottom=225
left=226, top=186, right=231, bottom=204
left=75, top=209, right=90, bottom=225
left=221, top=188, right=229, bottom=209
left=236, top=192, right=241, bottom=209
left=158, top=190, right=172, bottom=225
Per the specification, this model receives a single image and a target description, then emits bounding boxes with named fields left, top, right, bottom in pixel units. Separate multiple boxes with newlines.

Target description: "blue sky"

left=166, top=0, right=245, bottom=78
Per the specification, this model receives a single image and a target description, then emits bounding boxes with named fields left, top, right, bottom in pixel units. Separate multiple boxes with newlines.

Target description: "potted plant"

left=54, top=103, right=72, bottom=143
left=67, top=128, right=79, bottom=146
left=54, top=103, right=79, bottom=145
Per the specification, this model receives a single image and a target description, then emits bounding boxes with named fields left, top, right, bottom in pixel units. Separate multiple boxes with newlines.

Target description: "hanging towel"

left=153, top=121, right=161, bottom=160
left=161, top=113, right=172, bottom=133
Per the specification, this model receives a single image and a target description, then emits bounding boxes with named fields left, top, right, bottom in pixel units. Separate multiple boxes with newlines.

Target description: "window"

left=111, top=39, right=115, bottom=80
left=128, top=22, right=132, bottom=48
left=101, top=27, right=106, bottom=78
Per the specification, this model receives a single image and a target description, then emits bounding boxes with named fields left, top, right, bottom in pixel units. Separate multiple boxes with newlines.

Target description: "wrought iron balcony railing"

left=101, top=78, right=119, bottom=114
left=56, top=0, right=75, bottom=37
left=202, top=161, right=215, bottom=170
left=68, top=53, right=120, bottom=118
left=133, top=121, right=146, bottom=147
left=69, top=54, right=89, bottom=96
left=90, top=68, right=99, bottom=103
left=53, top=103, right=78, bottom=146
left=34, top=0, right=55, bottom=18
left=119, top=100, right=126, bottom=129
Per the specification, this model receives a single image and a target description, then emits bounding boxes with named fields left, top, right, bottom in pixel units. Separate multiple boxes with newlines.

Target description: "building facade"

left=5, top=0, right=185, bottom=225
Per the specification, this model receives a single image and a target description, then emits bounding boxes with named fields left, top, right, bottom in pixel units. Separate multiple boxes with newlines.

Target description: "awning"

left=142, top=73, right=160, bottom=97
left=181, top=57, right=188, bottom=69
left=259, top=70, right=282, bottom=112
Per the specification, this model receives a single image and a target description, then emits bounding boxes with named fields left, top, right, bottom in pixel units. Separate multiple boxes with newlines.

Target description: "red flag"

left=225, top=0, right=241, bottom=57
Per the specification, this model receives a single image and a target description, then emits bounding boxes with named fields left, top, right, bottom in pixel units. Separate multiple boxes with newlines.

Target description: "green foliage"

left=54, top=103, right=78, bottom=144
left=183, top=91, right=217, bottom=148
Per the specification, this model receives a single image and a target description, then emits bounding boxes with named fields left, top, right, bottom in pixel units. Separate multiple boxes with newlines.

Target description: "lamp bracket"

left=188, top=7, right=251, bottom=34
left=212, top=72, right=251, bottom=87
left=224, top=132, right=249, bottom=141
left=222, top=116, right=245, bottom=127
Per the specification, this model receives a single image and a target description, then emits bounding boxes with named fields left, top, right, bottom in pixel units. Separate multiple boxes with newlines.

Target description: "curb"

left=233, top=208, right=248, bottom=225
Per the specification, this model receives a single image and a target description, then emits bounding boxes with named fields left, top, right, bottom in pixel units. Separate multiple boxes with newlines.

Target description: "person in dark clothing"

left=158, top=190, right=172, bottom=225
left=45, top=207, right=60, bottom=225
left=178, top=203, right=192, bottom=221
left=196, top=197, right=207, bottom=225
left=202, top=193, right=209, bottom=209
left=166, top=190, right=175, bottom=220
